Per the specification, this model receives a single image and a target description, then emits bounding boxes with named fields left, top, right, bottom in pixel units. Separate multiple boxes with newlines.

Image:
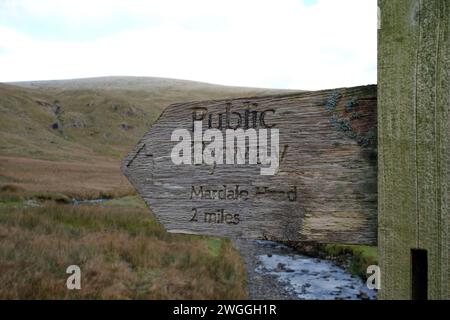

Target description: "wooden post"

left=378, top=0, right=449, bottom=299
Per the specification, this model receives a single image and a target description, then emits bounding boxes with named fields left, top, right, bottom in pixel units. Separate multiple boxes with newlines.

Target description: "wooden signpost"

left=378, top=0, right=449, bottom=299
left=123, top=85, right=378, bottom=245
left=122, top=1, right=449, bottom=300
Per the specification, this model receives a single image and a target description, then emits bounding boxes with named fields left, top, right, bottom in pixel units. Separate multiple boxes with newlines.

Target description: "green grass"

left=0, top=197, right=25, bottom=209
left=321, top=244, right=378, bottom=279
left=0, top=189, right=71, bottom=204
left=102, top=195, right=147, bottom=209
left=204, top=238, right=223, bottom=258
left=31, top=192, right=72, bottom=203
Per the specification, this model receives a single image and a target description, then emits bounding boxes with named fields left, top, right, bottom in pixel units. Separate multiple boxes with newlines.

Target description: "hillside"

left=0, top=77, right=292, bottom=299
left=3, top=77, right=296, bottom=160
left=0, top=76, right=298, bottom=197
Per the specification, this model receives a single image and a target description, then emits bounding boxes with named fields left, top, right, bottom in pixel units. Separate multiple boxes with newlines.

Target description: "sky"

left=0, top=0, right=377, bottom=90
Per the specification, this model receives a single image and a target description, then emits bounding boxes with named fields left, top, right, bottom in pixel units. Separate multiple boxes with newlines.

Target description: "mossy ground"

left=321, top=244, right=378, bottom=279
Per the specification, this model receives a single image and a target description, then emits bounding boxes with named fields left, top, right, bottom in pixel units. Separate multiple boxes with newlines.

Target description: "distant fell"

left=1, top=77, right=300, bottom=161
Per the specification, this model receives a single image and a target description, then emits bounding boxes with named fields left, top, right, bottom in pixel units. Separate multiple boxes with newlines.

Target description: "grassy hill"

left=3, top=76, right=294, bottom=160
left=0, top=76, right=297, bottom=197
left=0, top=76, right=298, bottom=299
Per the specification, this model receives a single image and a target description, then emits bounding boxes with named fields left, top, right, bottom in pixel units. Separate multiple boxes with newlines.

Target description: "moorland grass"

left=0, top=203, right=247, bottom=299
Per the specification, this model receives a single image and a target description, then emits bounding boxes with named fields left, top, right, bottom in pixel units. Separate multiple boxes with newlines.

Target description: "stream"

left=235, top=239, right=377, bottom=300
left=71, top=198, right=111, bottom=205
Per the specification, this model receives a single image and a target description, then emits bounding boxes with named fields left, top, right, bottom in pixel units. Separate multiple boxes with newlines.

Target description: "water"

left=254, top=240, right=377, bottom=300
left=71, top=198, right=111, bottom=205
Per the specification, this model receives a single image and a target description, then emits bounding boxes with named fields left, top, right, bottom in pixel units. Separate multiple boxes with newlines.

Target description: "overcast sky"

left=0, top=0, right=377, bottom=90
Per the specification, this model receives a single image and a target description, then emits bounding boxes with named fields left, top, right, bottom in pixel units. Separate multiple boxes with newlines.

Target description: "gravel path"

left=233, top=239, right=298, bottom=300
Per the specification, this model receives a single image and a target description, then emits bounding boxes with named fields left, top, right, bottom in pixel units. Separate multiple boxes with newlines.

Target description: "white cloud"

left=0, top=0, right=377, bottom=90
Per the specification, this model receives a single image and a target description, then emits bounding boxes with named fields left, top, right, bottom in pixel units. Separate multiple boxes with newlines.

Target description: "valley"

left=0, top=76, right=295, bottom=299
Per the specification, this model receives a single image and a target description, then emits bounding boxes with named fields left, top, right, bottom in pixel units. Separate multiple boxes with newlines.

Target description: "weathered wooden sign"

left=122, top=85, right=377, bottom=245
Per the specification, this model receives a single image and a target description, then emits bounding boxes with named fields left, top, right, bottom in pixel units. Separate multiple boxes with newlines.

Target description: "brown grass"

left=0, top=204, right=247, bottom=299
left=0, top=78, right=277, bottom=299
left=0, top=155, right=133, bottom=199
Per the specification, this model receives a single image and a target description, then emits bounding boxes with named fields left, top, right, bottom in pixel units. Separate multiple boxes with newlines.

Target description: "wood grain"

left=378, top=0, right=449, bottom=299
left=123, top=85, right=378, bottom=245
